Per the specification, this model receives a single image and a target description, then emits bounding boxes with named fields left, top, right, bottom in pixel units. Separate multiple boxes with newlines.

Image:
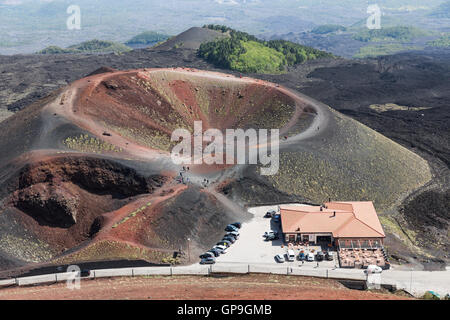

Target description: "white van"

left=306, top=252, right=315, bottom=261
left=287, top=249, right=295, bottom=262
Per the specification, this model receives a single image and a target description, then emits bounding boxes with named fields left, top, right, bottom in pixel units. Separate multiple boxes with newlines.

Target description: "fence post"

left=248, top=264, right=250, bottom=274
left=170, top=267, right=173, bottom=276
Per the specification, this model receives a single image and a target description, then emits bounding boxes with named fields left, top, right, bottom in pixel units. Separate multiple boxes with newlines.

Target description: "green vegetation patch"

left=112, top=201, right=152, bottom=228
left=125, top=31, right=170, bottom=46
left=427, top=34, right=450, bottom=48
left=230, top=41, right=286, bottom=73
left=353, top=26, right=429, bottom=42
left=38, top=39, right=131, bottom=54
left=198, top=25, right=333, bottom=74
left=353, top=44, right=421, bottom=58
left=311, top=25, right=347, bottom=35
left=63, top=134, right=122, bottom=153
left=52, top=239, right=168, bottom=264
left=37, top=46, right=74, bottom=54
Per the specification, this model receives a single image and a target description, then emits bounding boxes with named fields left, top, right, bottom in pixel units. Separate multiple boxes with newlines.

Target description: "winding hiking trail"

left=0, top=67, right=333, bottom=274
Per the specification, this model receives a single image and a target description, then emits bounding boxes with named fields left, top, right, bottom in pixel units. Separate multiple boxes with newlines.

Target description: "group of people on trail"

left=176, top=167, right=211, bottom=188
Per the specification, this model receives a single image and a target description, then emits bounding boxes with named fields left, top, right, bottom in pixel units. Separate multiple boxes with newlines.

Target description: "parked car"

left=264, top=210, right=276, bottom=218
left=325, top=251, right=334, bottom=261
left=200, top=257, right=216, bottom=265
left=364, top=265, right=383, bottom=274
left=231, top=222, right=242, bottom=229
left=316, top=251, right=325, bottom=261
left=224, top=234, right=238, bottom=241
left=225, top=224, right=239, bottom=232
left=298, top=252, right=305, bottom=261
left=263, top=231, right=278, bottom=237
left=264, top=232, right=279, bottom=241
left=227, top=231, right=239, bottom=239
left=286, top=249, right=295, bottom=262
left=214, top=245, right=227, bottom=253
left=266, top=234, right=279, bottom=241
left=275, top=254, right=285, bottom=263
left=222, top=236, right=235, bottom=243
left=306, top=252, right=315, bottom=262
left=199, top=252, right=214, bottom=259
left=207, top=249, right=221, bottom=257
left=217, top=240, right=231, bottom=247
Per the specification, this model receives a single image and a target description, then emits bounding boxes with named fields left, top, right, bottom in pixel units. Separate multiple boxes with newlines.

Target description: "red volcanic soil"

left=53, top=68, right=309, bottom=157
left=7, top=155, right=168, bottom=253
left=0, top=274, right=411, bottom=300
left=0, top=67, right=316, bottom=272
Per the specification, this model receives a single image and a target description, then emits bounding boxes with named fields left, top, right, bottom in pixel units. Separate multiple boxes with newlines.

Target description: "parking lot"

left=214, top=204, right=338, bottom=268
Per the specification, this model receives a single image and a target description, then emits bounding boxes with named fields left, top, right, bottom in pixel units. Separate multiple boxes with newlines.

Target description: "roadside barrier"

left=0, top=263, right=403, bottom=293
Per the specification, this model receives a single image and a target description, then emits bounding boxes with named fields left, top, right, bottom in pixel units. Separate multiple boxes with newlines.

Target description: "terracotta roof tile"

left=280, top=202, right=385, bottom=238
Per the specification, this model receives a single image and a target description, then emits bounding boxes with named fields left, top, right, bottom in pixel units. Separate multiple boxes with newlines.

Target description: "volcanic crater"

left=0, top=68, right=432, bottom=273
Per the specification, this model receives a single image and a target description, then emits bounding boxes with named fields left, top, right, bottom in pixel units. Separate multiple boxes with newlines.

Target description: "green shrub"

left=311, top=25, right=347, bottom=35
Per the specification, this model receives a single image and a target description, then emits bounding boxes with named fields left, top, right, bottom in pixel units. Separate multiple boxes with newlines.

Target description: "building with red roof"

left=280, top=201, right=385, bottom=247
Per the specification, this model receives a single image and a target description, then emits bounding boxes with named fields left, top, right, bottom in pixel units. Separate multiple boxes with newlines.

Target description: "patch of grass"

left=52, top=239, right=168, bottom=264
left=63, top=134, right=122, bottom=154
left=161, top=256, right=181, bottom=265
left=369, top=103, right=431, bottom=113
left=112, top=201, right=152, bottom=228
